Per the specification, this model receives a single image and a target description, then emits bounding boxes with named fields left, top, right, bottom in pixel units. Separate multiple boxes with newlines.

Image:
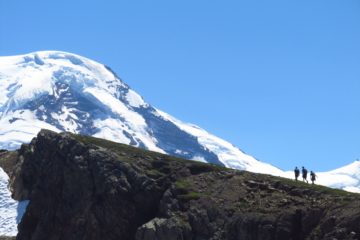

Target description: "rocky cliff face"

left=8, top=130, right=360, bottom=240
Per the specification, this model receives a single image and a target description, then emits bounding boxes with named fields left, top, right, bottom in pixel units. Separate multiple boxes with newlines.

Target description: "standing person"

left=302, top=167, right=308, bottom=183
left=294, top=167, right=300, bottom=181
left=310, top=171, right=317, bottom=184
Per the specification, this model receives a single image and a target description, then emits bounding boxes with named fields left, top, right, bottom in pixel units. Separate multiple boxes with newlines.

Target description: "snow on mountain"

left=317, top=160, right=360, bottom=193
left=0, top=168, right=28, bottom=236
left=157, top=110, right=284, bottom=174
left=0, top=51, right=283, bottom=175
left=1, top=51, right=359, bottom=187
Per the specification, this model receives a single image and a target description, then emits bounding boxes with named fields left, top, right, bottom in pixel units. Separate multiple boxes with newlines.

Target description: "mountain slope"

left=0, top=51, right=359, bottom=193
left=0, top=51, right=282, bottom=175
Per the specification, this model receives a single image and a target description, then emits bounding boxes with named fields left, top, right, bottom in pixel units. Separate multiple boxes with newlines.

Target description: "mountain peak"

left=0, top=51, right=281, bottom=175
left=0, top=50, right=128, bottom=111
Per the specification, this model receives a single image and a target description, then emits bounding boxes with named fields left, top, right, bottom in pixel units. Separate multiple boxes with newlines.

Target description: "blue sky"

left=0, top=0, right=359, bottom=171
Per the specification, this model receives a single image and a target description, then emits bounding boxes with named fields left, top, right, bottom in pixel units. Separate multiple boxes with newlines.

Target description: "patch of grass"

left=175, top=179, right=192, bottom=190
left=309, top=184, right=350, bottom=196
left=186, top=161, right=226, bottom=175
left=71, top=134, right=204, bottom=165
left=175, top=179, right=202, bottom=201
left=146, top=169, right=165, bottom=179
left=274, top=176, right=358, bottom=198
left=71, top=133, right=358, bottom=199
left=178, top=191, right=202, bottom=201
left=0, top=236, right=16, bottom=240
left=71, top=134, right=151, bottom=158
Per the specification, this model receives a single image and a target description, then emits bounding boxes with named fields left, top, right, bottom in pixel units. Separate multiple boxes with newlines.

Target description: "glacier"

left=0, top=51, right=283, bottom=174
left=0, top=51, right=359, bottom=236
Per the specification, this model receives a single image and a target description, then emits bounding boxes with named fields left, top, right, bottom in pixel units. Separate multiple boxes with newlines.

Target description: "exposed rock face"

left=11, top=130, right=172, bottom=240
left=9, top=130, right=360, bottom=240
left=0, top=150, right=18, bottom=176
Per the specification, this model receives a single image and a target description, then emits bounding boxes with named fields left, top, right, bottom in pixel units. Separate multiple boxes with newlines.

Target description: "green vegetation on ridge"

left=71, top=133, right=357, bottom=198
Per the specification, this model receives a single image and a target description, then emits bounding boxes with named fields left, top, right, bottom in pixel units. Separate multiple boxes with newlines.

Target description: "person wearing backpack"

left=302, top=167, right=308, bottom=183
left=310, top=171, right=317, bottom=184
left=294, top=167, right=300, bottom=181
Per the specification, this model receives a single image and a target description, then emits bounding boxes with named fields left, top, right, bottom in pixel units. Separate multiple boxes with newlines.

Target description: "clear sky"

left=0, top=0, right=359, bottom=171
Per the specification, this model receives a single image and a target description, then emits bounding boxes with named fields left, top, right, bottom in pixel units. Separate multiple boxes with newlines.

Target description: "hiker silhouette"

left=294, top=167, right=300, bottom=181
left=302, top=167, right=308, bottom=183
left=310, top=171, right=317, bottom=184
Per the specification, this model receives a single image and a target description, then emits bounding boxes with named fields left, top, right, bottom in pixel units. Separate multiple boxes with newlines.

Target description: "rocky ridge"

left=1, top=51, right=360, bottom=193
left=3, top=130, right=360, bottom=240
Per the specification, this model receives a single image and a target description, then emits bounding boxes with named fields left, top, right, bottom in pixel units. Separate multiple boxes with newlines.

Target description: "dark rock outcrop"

left=0, top=150, right=18, bottom=176
left=8, top=130, right=360, bottom=240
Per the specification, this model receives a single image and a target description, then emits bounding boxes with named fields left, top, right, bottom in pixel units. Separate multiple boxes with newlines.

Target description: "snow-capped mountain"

left=0, top=51, right=360, bottom=236
left=1, top=51, right=360, bottom=189
left=0, top=51, right=283, bottom=175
